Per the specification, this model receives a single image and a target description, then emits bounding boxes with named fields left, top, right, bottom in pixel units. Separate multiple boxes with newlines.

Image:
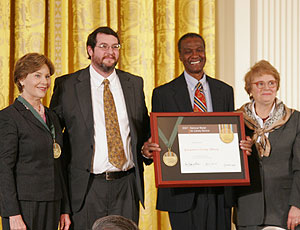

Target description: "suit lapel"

left=172, top=74, right=193, bottom=112
left=207, top=76, right=222, bottom=112
left=268, top=122, right=285, bottom=152
left=117, top=70, right=138, bottom=152
left=75, top=67, right=94, bottom=137
left=13, top=100, right=51, bottom=135
left=117, top=70, right=136, bottom=119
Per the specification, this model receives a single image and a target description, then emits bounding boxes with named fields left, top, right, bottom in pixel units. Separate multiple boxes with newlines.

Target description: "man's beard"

left=92, top=55, right=118, bottom=73
left=99, top=62, right=117, bottom=73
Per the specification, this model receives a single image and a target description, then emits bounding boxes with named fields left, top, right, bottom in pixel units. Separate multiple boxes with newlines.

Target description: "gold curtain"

left=0, top=0, right=215, bottom=229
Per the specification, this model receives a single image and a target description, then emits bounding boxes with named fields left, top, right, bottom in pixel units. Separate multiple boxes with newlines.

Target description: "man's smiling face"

left=179, top=36, right=206, bottom=80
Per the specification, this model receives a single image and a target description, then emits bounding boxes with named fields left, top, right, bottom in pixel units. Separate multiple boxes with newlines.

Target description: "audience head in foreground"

left=92, top=215, right=139, bottom=230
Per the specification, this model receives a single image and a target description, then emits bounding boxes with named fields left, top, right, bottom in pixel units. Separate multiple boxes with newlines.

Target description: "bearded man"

left=50, top=26, right=151, bottom=230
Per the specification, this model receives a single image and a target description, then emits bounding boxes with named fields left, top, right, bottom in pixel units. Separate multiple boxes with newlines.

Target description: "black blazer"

left=152, top=73, right=234, bottom=212
left=50, top=67, right=151, bottom=213
left=235, top=111, right=300, bottom=228
left=0, top=100, right=69, bottom=217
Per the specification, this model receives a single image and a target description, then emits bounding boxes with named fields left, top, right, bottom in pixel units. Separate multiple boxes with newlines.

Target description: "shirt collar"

left=251, top=101, right=276, bottom=122
left=184, top=71, right=207, bottom=91
left=89, top=65, right=117, bottom=87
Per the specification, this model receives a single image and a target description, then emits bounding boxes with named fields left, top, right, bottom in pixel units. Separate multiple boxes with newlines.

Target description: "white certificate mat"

left=178, top=124, right=241, bottom=173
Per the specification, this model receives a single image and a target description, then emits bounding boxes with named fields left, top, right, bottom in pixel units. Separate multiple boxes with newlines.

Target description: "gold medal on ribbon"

left=163, top=148, right=178, bottom=167
left=219, top=124, right=234, bottom=143
left=158, top=117, right=184, bottom=167
left=53, top=141, right=61, bottom=159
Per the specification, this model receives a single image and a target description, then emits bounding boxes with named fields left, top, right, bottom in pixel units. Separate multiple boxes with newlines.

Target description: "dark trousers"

left=1, top=200, right=60, bottom=230
left=71, top=171, right=139, bottom=230
left=169, top=188, right=231, bottom=230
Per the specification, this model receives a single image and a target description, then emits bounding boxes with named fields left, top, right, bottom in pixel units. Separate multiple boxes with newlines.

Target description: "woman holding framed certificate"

left=235, top=60, right=300, bottom=230
left=0, top=53, right=71, bottom=230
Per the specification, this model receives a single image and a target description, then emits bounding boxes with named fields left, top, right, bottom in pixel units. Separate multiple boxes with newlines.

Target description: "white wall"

left=217, top=0, right=300, bottom=110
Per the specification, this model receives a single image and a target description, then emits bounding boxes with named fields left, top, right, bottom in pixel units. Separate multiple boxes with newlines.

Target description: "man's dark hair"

left=86, top=26, right=120, bottom=59
left=92, top=215, right=139, bottom=230
left=177, top=33, right=206, bottom=53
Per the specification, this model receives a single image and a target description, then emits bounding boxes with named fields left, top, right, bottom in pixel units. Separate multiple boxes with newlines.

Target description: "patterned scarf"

left=236, top=98, right=293, bottom=158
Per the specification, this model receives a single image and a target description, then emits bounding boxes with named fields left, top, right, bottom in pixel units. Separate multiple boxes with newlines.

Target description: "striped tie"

left=193, top=82, right=207, bottom=112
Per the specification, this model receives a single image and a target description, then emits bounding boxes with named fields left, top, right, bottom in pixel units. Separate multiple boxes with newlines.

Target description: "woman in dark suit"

left=0, top=53, right=71, bottom=230
left=235, top=60, right=300, bottom=230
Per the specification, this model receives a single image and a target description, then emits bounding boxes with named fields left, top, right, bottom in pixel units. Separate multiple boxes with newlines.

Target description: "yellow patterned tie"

left=103, top=79, right=126, bottom=169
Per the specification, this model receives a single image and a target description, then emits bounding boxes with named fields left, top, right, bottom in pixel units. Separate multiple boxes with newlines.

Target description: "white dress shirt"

left=184, top=71, right=213, bottom=112
left=251, top=101, right=275, bottom=141
left=89, top=65, right=134, bottom=173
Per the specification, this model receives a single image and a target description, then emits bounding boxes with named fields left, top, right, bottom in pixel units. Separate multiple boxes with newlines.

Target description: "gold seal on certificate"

left=163, top=149, right=178, bottom=167
left=53, top=142, right=61, bottom=159
left=219, top=124, right=234, bottom=143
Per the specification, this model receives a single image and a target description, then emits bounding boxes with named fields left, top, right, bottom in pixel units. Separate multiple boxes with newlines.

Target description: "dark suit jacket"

left=235, top=111, right=300, bottom=228
left=50, top=67, right=151, bottom=213
left=0, top=100, right=69, bottom=217
left=152, top=73, right=234, bottom=212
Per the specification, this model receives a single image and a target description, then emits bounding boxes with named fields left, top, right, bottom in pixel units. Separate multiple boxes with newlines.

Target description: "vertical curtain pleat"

left=0, top=0, right=12, bottom=108
left=0, top=1, right=215, bottom=229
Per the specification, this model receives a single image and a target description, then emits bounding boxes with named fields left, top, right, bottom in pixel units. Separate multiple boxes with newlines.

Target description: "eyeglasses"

left=96, top=43, right=121, bottom=51
left=251, top=80, right=277, bottom=89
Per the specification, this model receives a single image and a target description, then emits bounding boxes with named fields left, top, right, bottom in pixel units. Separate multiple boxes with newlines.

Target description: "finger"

left=240, top=146, right=252, bottom=154
left=246, top=136, right=252, bottom=141
left=287, top=218, right=292, bottom=229
left=143, top=150, right=154, bottom=158
left=291, top=222, right=297, bottom=230
left=239, top=145, right=251, bottom=150
left=66, top=222, right=71, bottom=230
left=148, top=146, right=161, bottom=151
left=147, top=152, right=154, bottom=159
left=145, top=142, right=161, bottom=151
left=149, top=143, right=160, bottom=148
left=240, top=141, right=252, bottom=148
left=63, top=218, right=71, bottom=230
left=60, top=219, right=64, bottom=230
left=240, top=140, right=252, bottom=147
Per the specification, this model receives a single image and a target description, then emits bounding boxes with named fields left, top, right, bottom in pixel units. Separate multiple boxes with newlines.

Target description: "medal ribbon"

left=17, top=96, right=56, bottom=140
left=219, top=124, right=233, bottom=133
left=158, top=117, right=184, bottom=149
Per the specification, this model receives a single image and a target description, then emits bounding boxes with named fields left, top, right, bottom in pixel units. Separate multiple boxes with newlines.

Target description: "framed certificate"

left=150, top=112, right=250, bottom=188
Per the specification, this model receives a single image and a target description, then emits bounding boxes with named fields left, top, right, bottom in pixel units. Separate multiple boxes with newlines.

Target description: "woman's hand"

left=287, top=206, right=300, bottom=230
left=9, top=214, right=26, bottom=230
left=240, top=136, right=253, bottom=156
left=60, top=214, right=71, bottom=230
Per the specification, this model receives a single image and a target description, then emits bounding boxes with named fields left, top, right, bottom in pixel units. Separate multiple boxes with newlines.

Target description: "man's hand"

left=9, top=215, right=26, bottom=230
left=141, top=137, right=161, bottom=159
left=288, top=206, right=300, bottom=230
left=239, top=136, right=253, bottom=156
left=60, top=214, right=71, bottom=230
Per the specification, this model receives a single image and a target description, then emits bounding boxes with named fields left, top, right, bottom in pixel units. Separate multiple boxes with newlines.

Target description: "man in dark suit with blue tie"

left=143, top=33, right=235, bottom=230
left=50, top=27, right=151, bottom=230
